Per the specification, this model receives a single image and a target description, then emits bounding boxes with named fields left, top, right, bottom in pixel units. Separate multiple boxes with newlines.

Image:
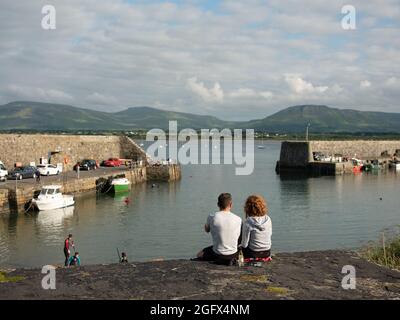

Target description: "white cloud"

left=229, top=88, right=257, bottom=98
left=0, top=0, right=399, bottom=118
left=229, top=88, right=273, bottom=99
left=360, top=80, right=371, bottom=89
left=385, top=77, right=399, bottom=88
left=284, top=74, right=328, bottom=94
left=6, top=85, right=73, bottom=102
left=259, top=91, right=274, bottom=99
left=186, top=77, right=224, bottom=103
left=86, top=92, right=118, bottom=106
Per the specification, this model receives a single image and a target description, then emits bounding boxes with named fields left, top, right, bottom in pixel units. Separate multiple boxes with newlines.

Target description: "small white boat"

left=389, top=161, right=400, bottom=170
left=257, top=145, right=265, bottom=149
left=32, top=185, right=75, bottom=211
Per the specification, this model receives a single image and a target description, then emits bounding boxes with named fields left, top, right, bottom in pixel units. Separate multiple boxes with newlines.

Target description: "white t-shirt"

left=206, top=211, right=242, bottom=255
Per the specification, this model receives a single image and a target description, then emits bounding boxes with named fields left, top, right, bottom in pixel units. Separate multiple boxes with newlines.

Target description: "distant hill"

left=0, top=101, right=229, bottom=130
left=113, top=106, right=229, bottom=129
left=0, top=101, right=399, bottom=133
left=245, top=105, right=400, bottom=133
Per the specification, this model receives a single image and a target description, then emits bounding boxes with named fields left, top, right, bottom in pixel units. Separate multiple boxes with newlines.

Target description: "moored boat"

left=111, top=178, right=131, bottom=193
left=351, top=158, right=363, bottom=173
left=32, top=185, right=75, bottom=211
left=389, top=160, right=400, bottom=170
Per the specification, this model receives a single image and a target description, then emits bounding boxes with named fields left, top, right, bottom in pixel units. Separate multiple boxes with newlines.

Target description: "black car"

left=75, top=159, right=97, bottom=171
left=8, top=166, right=40, bottom=180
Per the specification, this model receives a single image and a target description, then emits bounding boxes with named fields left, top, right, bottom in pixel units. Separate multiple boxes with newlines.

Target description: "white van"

left=0, top=161, right=8, bottom=181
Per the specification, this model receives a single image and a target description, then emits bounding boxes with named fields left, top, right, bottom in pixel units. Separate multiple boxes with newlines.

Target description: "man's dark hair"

left=217, top=193, right=232, bottom=210
left=68, top=234, right=72, bottom=238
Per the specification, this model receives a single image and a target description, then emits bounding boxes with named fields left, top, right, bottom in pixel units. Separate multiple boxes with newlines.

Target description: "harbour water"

left=0, top=141, right=399, bottom=267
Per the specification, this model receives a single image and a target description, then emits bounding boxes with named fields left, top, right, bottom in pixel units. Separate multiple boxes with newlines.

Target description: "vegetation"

left=1, top=101, right=400, bottom=134
left=265, top=286, right=290, bottom=295
left=0, top=271, right=25, bottom=283
left=362, top=231, right=400, bottom=270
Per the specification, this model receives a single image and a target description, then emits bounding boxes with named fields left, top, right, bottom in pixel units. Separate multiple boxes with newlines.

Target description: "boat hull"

left=33, top=196, right=75, bottom=211
left=110, top=178, right=131, bottom=193
left=389, top=163, right=400, bottom=170
left=112, top=184, right=130, bottom=193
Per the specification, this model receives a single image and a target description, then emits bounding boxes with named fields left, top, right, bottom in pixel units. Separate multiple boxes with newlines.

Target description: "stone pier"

left=0, top=165, right=181, bottom=214
left=276, top=140, right=400, bottom=175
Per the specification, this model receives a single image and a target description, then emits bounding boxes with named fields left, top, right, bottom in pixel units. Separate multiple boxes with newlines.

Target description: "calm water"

left=1, top=141, right=399, bottom=268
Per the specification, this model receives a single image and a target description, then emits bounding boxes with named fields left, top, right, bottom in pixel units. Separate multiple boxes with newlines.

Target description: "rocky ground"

left=0, top=250, right=399, bottom=300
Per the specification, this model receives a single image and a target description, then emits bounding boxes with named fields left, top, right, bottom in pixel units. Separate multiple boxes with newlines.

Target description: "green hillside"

left=245, top=105, right=400, bottom=133
left=0, top=101, right=399, bottom=133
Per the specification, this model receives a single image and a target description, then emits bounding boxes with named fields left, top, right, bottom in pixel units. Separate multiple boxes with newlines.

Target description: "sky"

left=0, top=0, right=399, bottom=120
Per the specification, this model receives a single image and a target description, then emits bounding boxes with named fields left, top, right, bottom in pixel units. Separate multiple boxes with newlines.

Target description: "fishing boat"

left=32, top=185, right=75, bottom=211
left=351, top=158, right=363, bottom=173
left=111, top=177, right=131, bottom=193
left=389, top=160, right=400, bottom=170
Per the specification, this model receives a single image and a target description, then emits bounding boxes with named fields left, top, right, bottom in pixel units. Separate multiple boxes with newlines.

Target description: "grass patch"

left=361, top=232, right=400, bottom=270
left=0, top=272, right=25, bottom=283
left=240, top=275, right=269, bottom=283
left=265, top=286, right=289, bottom=295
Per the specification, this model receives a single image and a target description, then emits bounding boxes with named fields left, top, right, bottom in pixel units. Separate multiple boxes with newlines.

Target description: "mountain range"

left=0, top=101, right=399, bottom=133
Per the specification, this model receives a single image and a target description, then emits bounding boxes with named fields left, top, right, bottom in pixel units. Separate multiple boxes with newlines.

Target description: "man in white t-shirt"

left=196, top=193, right=242, bottom=265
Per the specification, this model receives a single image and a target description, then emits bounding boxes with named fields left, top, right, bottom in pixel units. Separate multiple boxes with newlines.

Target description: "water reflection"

left=35, top=206, right=75, bottom=228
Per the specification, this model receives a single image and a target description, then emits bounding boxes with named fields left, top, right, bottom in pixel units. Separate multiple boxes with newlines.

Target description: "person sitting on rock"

left=241, top=195, right=272, bottom=260
left=196, top=193, right=242, bottom=266
left=68, top=252, right=81, bottom=267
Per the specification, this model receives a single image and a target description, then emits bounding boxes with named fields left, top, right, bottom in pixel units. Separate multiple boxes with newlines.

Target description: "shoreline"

left=1, top=250, right=399, bottom=300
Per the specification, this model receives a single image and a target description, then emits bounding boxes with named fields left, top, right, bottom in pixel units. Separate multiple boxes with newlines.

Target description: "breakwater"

left=0, top=164, right=181, bottom=214
left=276, top=140, right=400, bottom=175
left=0, top=133, right=182, bottom=214
left=0, top=134, right=148, bottom=171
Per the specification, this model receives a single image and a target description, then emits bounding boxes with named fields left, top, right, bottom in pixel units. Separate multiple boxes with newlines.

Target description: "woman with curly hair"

left=241, top=195, right=272, bottom=259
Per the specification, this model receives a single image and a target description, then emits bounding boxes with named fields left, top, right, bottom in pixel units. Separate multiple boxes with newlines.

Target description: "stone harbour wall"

left=147, top=164, right=181, bottom=182
left=0, top=165, right=184, bottom=214
left=0, top=189, right=8, bottom=213
left=0, top=167, right=147, bottom=213
left=0, top=134, right=148, bottom=171
left=277, top=140, right=400, bottom=175
left=279, top=141, right=313, bottom=167
left=310, top=140, right=400, bottom=158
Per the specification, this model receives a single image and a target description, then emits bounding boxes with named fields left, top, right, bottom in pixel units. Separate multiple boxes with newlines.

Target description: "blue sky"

left=0, top=0, right=399, bottom=120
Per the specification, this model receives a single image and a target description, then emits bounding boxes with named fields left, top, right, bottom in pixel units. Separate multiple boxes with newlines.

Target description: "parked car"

left=74, top=159, right=97, bottom=171
left=8, top=166, right=40, bottom=180
left=102, top=158, right=122, bottom=167
left=37, top=164, right=62, bottom=176
left=0, top=161, right=8, bottom=181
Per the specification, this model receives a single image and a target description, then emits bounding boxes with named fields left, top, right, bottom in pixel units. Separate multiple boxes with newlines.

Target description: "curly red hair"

left=244, top=195, right=268, bottom=217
